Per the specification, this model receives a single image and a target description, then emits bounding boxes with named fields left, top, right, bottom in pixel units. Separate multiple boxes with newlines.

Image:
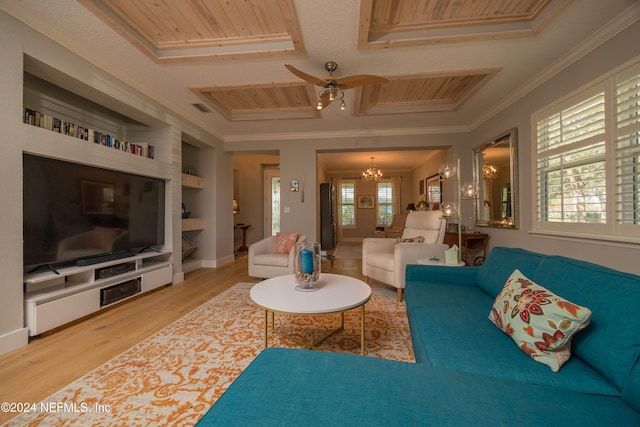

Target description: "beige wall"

left=462, top=22, right=640, bottom=274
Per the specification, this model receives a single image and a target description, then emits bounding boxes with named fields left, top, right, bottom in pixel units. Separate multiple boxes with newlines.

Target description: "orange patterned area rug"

left=5, top=282, right=414, bottom=426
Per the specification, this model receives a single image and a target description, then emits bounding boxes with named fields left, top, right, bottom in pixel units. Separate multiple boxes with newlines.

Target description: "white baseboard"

left=178, top=254, right=236, bottom=277
left=0, top=327, right=29, bottom=355
left=182, top=258, right=203, bottom=274
left=172, top=271, right=185, bottom=284
left=204, top=254, right=235, bottom=268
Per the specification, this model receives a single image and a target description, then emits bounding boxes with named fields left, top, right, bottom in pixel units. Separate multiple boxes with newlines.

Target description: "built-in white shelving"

left=21, top=56, right=175, bottom=336
left=24, top=251, right=172, bottom=336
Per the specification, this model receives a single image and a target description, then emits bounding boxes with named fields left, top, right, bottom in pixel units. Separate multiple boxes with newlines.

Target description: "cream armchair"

left=248, top=233, right=307, bottom=279
left=362, top=211, right=447, bottom=301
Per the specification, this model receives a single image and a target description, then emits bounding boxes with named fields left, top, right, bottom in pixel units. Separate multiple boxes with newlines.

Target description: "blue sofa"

left=197, top=247, right=640, bottom=426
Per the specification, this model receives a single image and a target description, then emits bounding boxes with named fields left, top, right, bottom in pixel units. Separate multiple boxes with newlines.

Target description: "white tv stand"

left=23, top=251, right=172, bottom=336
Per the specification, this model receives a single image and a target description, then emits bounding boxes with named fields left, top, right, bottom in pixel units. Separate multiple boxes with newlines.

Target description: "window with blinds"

left=340, top=181, right=355, bottom=227
left=533, top=60, right=640, bottom=240
left=616, top=72, right=640, bottom=226
left=536, top=93, right=607, bottom=224
left=377, top=181, right=393, bottom=226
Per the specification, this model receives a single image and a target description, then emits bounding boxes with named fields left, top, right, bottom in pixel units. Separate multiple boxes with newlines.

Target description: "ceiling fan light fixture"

left=286, top=61, right=387, bottom=113
left=316, top=88, right=346, bottom=111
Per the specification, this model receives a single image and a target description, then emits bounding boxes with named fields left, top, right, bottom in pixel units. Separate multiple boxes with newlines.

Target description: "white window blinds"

left=532, top=59, right=640, bottom=241
left=616, top=72, right=640, bottom=225
left=536, top=94, right=607, bottom=224
left=340, top=181, right=355, bottom=227
left=377, top=181, right=393, bottom=226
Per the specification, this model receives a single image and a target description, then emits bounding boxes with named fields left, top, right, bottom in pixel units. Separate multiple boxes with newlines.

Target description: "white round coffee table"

left=250, top=273, right=371, bottom=355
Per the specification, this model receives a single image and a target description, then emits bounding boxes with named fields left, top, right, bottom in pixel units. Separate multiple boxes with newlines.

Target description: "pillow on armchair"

left=249, top=233, right=307, bottom=279
left=275, top=231, right=298, bottom=254
left=396, top=236, right=424, bottom=243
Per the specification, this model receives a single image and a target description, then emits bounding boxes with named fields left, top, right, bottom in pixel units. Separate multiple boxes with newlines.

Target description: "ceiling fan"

left=285, top=61, right=389, bottom=111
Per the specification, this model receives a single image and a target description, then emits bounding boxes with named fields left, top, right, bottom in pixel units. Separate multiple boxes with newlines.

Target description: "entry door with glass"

left=264, top=169, right=280, bottom=237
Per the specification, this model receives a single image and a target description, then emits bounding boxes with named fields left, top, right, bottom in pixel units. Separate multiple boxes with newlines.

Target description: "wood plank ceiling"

left=80, top=0, right=567, bottom=121
left=358, top=0, right=568, bottom=48
left=79, top=0, right=304, bottom=62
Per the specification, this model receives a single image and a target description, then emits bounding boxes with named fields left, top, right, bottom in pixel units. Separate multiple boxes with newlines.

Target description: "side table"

left=444, top=231, right=488, bottom=265
left=234, top=224, right=251, bottom=251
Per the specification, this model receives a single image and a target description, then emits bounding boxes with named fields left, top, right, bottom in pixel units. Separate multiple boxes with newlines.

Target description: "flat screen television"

left=23, top=153, right=166, bottom=272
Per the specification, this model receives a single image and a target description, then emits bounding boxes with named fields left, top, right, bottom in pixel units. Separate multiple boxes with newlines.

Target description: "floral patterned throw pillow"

left=396, top=236, right=424, bottom=244
left=275, top=231, right=298, bottom=254
left=488, top=269, right=592, bottom=372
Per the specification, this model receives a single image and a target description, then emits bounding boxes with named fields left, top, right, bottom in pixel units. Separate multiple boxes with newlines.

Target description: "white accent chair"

left=362, top=211, right=448, bottom=301
left=248, top=234, right=307, bottom=279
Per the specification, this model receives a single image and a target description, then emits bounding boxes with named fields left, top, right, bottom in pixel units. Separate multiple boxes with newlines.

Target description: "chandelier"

left=316, top=85, right=346, bottom=111
left=483, top=161, right=498, bottom=181
left=362, top=157, right=383, bottom=183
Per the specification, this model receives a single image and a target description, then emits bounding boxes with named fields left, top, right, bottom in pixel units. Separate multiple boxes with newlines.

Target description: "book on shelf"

left=23, top=107, right=155, bottom=159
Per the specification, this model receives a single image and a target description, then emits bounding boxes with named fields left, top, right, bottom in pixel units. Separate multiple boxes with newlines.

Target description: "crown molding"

left=223, top=124, right=470, bottom=144
left=468, top=2, right=640, bottom=131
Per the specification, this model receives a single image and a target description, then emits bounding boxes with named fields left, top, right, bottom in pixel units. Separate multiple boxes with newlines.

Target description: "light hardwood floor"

left=0, top=254, right=367, bottom=424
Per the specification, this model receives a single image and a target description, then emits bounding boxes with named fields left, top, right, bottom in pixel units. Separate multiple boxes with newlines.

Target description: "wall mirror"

left=473, top=128, right=518, bottom=229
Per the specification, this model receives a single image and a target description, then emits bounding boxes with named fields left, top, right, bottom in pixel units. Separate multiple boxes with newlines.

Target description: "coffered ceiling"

left=1, top=0, right=638, bottom=150
left=77, top=0, right=565, bottom=122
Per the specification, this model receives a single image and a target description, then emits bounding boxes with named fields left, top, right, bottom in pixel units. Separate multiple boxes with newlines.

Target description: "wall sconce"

left=232, top=199, right=239, bottom=214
